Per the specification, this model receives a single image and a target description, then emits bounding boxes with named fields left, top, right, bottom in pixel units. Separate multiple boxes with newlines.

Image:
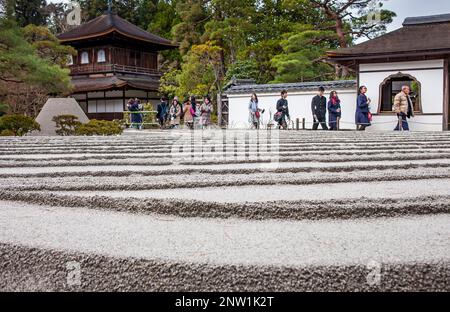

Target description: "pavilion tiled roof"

left=327, top=13, right=450, bottom=60
left=71, top=75, right=160, bottom=93
left=58, top=12, right=176, bottom=49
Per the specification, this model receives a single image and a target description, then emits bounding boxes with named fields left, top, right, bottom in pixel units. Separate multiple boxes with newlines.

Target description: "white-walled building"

left=224, top=80, right=357, bottom=130
left=327, top=13, right=450, bottom=131
left=224, top=13, right=450, bottom=131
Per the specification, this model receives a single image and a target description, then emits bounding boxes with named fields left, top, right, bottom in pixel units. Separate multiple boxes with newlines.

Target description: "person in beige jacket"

left=393, top=86, right=414, bottom=131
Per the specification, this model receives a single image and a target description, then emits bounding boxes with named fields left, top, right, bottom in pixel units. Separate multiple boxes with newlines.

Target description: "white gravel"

left=0, top=158, right=450, bottom=175
left=49, top=179, right=450, bottom=203
left=0, top=201, right=449, bottom=267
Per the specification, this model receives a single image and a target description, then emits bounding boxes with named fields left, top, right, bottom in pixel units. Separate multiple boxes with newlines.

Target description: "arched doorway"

left=379, top=73, right=422, bottom=114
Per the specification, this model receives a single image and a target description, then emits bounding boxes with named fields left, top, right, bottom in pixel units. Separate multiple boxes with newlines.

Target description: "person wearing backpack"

left=275, top=90, right=290, bottom=130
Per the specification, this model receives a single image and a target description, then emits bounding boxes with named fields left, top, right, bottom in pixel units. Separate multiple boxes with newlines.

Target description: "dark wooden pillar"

left=444, top=58, right=449, bottom=131
left=217, top=93, right=222, bottom=127
left=123, top=88, right=126, bottom=112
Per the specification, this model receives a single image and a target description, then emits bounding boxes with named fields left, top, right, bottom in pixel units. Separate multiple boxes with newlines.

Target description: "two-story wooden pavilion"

left=58, top=11, right=176, bottom=120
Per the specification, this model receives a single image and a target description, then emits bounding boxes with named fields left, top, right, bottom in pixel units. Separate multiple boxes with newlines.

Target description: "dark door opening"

left=447, top=60, right=450, bottom=130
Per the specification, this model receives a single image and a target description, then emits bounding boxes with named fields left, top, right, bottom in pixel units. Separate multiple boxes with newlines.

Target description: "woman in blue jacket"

left=328, top=91, right=341, bottom=131
left=355, top=86, right=371, bottom=131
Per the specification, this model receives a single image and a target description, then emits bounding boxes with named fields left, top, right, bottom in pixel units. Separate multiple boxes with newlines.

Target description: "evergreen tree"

left=271, top=24, right=338, bottom=82
left=14, top=0, right=47, bottom=27
left=0, top=18, right=71, bottom=116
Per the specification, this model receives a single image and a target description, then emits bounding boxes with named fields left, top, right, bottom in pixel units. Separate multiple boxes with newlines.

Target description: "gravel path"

left=0, top=131, right=449, bottom=291
left=1, top=201, right=449, bottom=267
left=47, top=179, right=450, bottom=203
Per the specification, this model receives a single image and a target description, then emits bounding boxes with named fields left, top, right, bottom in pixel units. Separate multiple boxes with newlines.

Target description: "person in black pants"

left=156, top=96, right=169, bottom=129
left=276, top=90, right=290, bottom=129
left=311, top=86, right=328, bottom=130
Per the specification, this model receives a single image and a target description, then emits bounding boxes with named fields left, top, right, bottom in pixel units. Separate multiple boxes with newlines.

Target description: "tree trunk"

left=334, top=17, right=350, bottom=78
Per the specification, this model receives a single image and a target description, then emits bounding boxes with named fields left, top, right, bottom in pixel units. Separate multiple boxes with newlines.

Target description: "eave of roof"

left=58, top=12, right=178, bottom=49
left=327, top=13, right=450, bottom=60
left=71, top=75, right=160, bottom=93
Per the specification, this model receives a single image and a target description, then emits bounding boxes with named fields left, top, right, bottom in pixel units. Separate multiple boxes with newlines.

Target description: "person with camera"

left=275, top=90, right=290, bottom=130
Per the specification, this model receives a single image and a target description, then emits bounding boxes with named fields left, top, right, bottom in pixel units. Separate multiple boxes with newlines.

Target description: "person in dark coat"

left=129, top=99, right=143, bottom=130
left=157, top=96, right=169, bottom=129
left=275, top=90, right=290, bottom=129
left=328, top=91, right=342, bottom=131
left=311, top=86, right=328, bottom=130
left=356, top=86, right=371, bottom=131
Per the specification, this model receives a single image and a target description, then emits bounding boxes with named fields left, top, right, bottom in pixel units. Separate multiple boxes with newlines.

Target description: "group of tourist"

left=249, top=88, right=344, bottom=130
left=156, top=95, right=214, bottom=130
left=129, top=85, right=415, bottom=132
left=249, top=85, right=415, bottom=131
left=127, top=95, right=214, bottom=130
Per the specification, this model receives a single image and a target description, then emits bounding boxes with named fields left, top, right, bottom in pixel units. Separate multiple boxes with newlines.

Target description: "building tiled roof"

left=327, top=13, right=450, bottom=60
left=58, top=12, right=176, bottom=49
left=71, top=75, right=160, bottom=93
left=403, top=13, right=450, bottom=26
left=224, top=80, right=357, bottom=94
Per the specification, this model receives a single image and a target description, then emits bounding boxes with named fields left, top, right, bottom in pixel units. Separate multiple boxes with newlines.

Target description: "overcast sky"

left=383, top=0, right=450, bottom=32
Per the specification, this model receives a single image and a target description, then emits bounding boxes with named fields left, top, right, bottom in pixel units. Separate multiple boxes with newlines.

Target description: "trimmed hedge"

left=52, top=114, right=81, bottom=136
left=0, top=114, right=40, bottom=136
left=75, top=119, right=123, bottom=136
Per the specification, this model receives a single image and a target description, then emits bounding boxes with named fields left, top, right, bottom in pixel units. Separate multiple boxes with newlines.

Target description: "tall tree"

left=271, top=24, right=338, bottom=82
left=14, top=0, right=47, bottom=27
left=308, top=0, right=395, bottom=76
left=0, top=18, right=72, bottom=116
left=171, top=0, right=208, bottom=54
left=77, top=0, right=147, bottom=27
left=22, top=24, right=77, bottom=67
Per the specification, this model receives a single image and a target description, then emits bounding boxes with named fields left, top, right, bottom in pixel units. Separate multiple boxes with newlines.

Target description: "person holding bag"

left=355, top=86, right=371, bottom=131
left=328, top=91, right=342, bottom=131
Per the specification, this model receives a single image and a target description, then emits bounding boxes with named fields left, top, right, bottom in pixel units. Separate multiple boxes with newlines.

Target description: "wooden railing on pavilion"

left=70, top=64, right=162, bottom=76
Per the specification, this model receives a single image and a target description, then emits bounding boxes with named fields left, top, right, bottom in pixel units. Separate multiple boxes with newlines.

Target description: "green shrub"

left=0, top=114, right=40, bottom=136
left=0, top=129, right=15, bottom=136
left=52, top=114, right=81, bottom=136
left=75, top=119, right=123, bottom=136
left=0, top=102, right=8, bottom=117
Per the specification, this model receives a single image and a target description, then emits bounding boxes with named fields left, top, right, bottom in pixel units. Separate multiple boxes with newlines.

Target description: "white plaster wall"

left=227, top=89, right=357, bottom=130
left=359, top=60, right=444, bottom=131
left=359, top=60, right=444, bottom=72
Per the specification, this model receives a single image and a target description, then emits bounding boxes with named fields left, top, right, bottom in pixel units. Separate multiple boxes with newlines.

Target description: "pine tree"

left=0, top=18, right=71, bottom=116
left=14, top=0, right=47, bottom=27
